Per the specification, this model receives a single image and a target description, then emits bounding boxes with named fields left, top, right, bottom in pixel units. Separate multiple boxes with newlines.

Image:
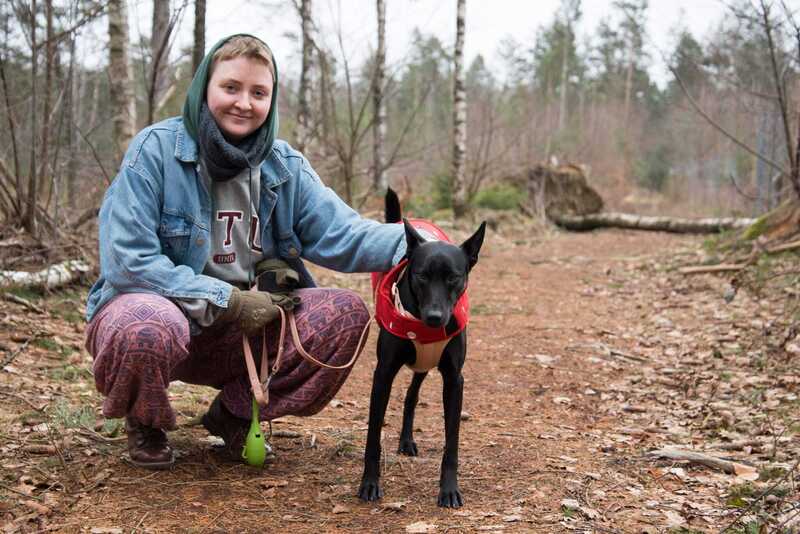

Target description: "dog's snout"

left=423, top=310, right=445, bottom=327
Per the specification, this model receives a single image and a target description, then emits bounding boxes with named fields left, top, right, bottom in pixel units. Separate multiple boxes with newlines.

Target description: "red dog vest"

left=371, top=220, right=470, bottom=372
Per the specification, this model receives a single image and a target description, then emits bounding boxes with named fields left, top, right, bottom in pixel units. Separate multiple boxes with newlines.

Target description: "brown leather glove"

left=255, top=258, right=300, bottom=293
left=218, top=287, right=301, bottom=336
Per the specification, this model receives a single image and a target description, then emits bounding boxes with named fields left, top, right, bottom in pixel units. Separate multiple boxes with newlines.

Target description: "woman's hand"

left=217, top=288, right=281, bottom=335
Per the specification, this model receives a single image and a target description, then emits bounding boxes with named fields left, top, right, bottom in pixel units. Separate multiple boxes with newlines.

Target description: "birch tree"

left=108, top=0, right=136, bottom=163
left=451, top=0, right=468, bottom=217
left=371, top=0, right=388, bottom=194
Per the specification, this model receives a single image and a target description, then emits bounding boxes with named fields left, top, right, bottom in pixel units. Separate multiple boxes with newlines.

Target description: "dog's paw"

left=437, top=487, right=464, bottom=508
left=397, top=439, right=418, bottom=456
left=358, top=479, right=383, bottom=502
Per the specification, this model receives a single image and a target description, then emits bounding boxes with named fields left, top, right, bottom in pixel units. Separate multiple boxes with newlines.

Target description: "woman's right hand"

left=217, top=288, right=281, bottom=336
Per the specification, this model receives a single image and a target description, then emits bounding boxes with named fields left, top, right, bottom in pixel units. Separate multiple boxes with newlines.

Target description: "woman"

left=85, top=34, right=405, bottom=469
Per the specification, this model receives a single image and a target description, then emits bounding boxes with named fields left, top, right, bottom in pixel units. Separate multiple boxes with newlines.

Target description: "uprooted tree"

left=519, top=163, right=757, bottom=234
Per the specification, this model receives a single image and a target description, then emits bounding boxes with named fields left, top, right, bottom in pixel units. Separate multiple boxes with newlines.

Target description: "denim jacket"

left=86, top=117, right=405, bottom=321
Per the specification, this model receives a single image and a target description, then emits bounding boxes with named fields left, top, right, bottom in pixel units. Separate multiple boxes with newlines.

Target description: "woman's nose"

left=235, top=94, right=252, bottom=110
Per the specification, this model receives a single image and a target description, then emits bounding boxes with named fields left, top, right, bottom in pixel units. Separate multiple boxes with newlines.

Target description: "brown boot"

left=125, top=417, right=175, bottom=470
left=201, top=395, right=274, bottom=463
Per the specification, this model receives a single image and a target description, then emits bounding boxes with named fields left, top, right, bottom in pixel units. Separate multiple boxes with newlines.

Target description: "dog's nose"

left=423, top=310, right=444, bottom=327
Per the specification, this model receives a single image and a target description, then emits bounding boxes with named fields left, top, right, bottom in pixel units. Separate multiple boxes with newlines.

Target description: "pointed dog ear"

left=460, top=221, right=486, bottom=270
left=403, top=218, right=425, bottom=255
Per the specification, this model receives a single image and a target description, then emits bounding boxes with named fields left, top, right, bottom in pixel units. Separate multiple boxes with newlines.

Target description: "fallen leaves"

left=405, top=521, right=436, bottom=533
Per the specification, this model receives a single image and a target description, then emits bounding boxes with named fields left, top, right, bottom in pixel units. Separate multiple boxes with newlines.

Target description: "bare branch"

left=668, top=63, right=786, bottom=176
left=760, top=0, right=796, bottom=180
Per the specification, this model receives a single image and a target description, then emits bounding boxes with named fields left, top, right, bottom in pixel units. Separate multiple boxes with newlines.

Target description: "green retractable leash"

left=242, top=260, right=302, bottom=467
left=240, top=304, right=288, bottom=468
left=242, top=396, right=267, bottom=467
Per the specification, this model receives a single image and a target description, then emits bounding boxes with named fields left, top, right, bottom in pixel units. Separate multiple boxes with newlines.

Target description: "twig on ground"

left=681, top=237, right=800, bottom=275
left=76, top=428, right=126, bottom=443
left=679, top=263, right=748, bottom=275
left=0, top=389, right=48, bottom=411
left=1, top=332, right=42, bottom=368
left=2, top=292, right=45, bottom=313
left=647, top=447, right=755, bottom=476
left=719, top=457, right=800, bottom=533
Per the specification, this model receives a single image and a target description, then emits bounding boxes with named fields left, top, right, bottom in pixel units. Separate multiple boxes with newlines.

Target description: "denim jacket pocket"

left=158, top=212, right=192, bottom=263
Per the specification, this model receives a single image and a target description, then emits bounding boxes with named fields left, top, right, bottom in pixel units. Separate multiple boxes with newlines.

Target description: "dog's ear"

left=403, top=218, right=425, bottom=255
left=460, top=221, right=486, bottom=270
left=385, top=187, right=402, bottom=223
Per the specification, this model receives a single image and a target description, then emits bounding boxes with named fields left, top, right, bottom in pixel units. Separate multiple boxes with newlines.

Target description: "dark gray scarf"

left=197, top=102, right=270, bottom=181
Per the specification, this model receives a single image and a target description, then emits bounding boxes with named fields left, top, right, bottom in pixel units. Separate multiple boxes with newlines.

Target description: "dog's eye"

left=447, top=275, right=461, bottom=285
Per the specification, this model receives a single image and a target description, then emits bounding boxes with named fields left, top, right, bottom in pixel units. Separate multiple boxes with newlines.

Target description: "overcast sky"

left=122, top=0, right=730, bottom=86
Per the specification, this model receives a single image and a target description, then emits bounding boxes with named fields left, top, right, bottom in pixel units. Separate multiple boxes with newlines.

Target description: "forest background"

left=0, top=0, right=798, bottom=244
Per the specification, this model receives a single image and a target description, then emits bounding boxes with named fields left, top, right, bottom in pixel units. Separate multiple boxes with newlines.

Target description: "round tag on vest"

left=407, top=331, right=417, bottom=339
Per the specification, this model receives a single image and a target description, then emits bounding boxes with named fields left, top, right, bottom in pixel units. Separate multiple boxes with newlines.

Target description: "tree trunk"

left=66, top=34, right=78, bottom=211
left=371, top=0, right=387, bottom=195
left=108, top=0, right=136, bottom=164
left=318, top=50, right=332, bottom=157
left=621, top=39, right=634, bottom=186
left=37, top=0, right=54, bottom=211
left=0, top=55, right=22, bottom=218
left=24, top=0, right=39, bottom=236
left=451, top=0, right=468, bottom=218
left=552, top=212, right=757, bottom=234
left=558, top=24, right=569, bottom=132
left=88, top=72, right=100, bottom=129
left=148, top=0, right=171, bottom=125
left=294, top=0, right=312, bottom=152
left=192, top=0, right=206, bottom=76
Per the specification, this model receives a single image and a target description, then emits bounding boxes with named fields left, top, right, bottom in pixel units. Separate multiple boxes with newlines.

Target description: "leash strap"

left=243, top=287, right=372, bottom=408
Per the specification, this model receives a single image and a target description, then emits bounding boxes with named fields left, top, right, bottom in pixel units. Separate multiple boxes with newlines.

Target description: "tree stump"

left=525, top=164, right=604, bottom=219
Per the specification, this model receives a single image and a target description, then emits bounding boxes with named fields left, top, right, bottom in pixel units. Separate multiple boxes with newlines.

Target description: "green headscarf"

left=182, top=34, right=279, bottom=150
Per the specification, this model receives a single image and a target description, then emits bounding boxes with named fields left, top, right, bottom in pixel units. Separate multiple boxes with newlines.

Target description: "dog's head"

left=403, top=218, right=486, bottom=328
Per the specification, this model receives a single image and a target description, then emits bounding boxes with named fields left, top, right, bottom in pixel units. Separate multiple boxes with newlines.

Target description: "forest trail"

left=2, top=228, right=798, bottom=533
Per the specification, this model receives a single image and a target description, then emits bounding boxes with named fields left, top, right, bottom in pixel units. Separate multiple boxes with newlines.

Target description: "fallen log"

left=0, top=259, right=91, bottom=290
left=552, top=212, right=757, bottom=234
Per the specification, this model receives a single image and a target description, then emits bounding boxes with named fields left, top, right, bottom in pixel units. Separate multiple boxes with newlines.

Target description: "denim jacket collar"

left=173, top=121, right=290, bottom=189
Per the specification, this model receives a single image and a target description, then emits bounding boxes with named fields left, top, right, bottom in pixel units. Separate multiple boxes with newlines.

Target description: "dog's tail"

left=385, top=187, right=402, bottom=224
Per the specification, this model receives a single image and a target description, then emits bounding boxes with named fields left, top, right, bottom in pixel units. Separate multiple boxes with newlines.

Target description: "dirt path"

left=2, top=229, right=798, bottom=533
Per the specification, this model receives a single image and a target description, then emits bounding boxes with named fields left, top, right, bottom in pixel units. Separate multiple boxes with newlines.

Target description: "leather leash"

left=242, top=286, right=373, bottom=409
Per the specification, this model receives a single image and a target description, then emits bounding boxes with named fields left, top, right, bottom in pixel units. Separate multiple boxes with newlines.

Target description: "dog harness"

left=371, top=219, right=470, bottom=373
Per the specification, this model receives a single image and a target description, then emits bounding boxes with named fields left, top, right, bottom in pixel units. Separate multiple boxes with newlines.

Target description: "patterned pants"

left=85, top=289, right=370, bottom=430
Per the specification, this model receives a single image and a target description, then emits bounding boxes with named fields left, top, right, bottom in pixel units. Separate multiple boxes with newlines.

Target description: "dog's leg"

left=398, top=371, right=427, bottom=456
left=438, top=346, right=465, bottom=508
left=358, top=347, right=405, bottom=502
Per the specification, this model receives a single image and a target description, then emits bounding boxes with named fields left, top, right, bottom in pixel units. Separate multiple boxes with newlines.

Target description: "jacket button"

left=288, top=247, right=299, bottom=257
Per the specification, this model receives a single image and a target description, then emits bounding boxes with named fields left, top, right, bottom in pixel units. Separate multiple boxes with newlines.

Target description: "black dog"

left=358, top=188, right=485, bottom=508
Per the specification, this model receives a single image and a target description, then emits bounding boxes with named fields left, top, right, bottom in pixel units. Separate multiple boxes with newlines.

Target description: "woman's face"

left=206, top=56, right=274, bottom=142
